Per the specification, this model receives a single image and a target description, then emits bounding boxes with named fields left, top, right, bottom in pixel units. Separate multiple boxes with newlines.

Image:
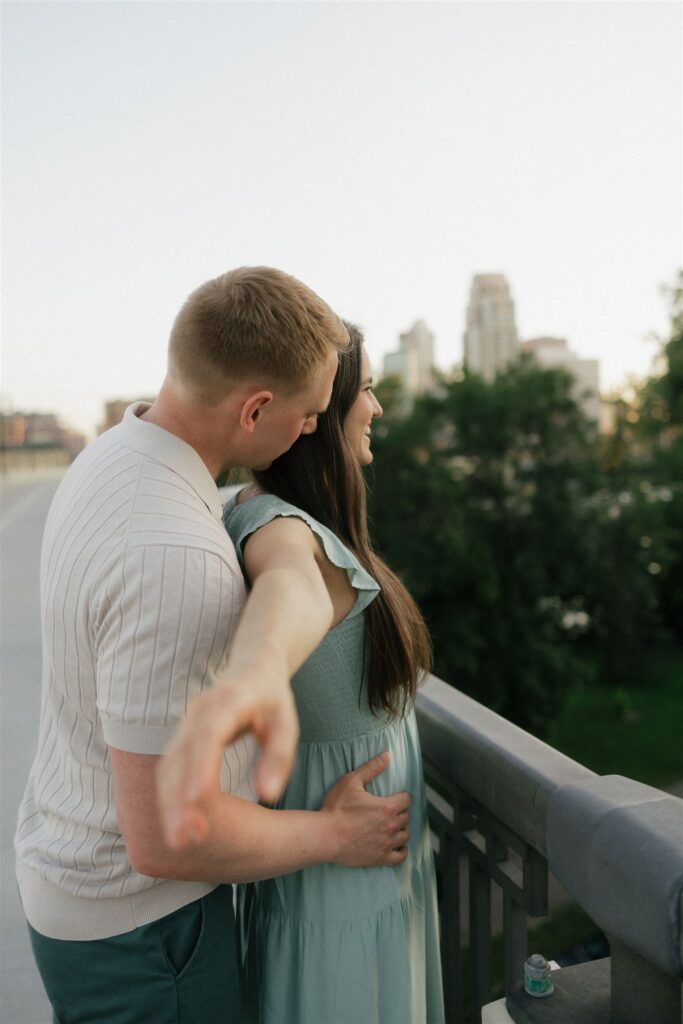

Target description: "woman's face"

left=343, top=346, right=383, bottom=466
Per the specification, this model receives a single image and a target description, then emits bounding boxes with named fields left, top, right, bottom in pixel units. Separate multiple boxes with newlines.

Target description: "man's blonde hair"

left=168, top=267, right=349, bottom=402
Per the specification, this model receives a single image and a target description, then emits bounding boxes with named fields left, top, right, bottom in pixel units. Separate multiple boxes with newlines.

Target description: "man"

left=15, top=268, right=410, bottom=1023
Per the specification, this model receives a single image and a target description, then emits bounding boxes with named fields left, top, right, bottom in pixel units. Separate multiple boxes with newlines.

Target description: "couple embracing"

left=15, top=267, right=445, bottom=1024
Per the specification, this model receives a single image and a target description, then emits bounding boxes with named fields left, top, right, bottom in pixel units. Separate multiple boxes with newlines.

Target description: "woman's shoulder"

left=223, top=489, right=330, bottom=560
left=223, top=491, right=379, bottom=603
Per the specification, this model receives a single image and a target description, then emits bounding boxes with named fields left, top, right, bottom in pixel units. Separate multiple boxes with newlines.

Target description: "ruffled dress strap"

left=223, top=493, right=380, bottom=619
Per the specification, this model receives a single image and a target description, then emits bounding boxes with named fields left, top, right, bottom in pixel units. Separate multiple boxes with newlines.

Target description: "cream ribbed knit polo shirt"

left=15, top=404, right=256, bottom=939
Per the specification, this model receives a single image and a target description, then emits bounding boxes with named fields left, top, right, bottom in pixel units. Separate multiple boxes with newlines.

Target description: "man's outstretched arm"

left=156, top=517, right=335, bottom=849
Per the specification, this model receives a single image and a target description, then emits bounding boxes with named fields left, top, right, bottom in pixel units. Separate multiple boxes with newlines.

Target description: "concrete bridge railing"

left=415, top=673, right=683, bottom=1024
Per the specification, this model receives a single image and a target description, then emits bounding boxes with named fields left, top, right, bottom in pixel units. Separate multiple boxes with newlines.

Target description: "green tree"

left=368, top=361, right=588, bottom=733
left=368, top=357, right=671, bottom=735
left=634, top=271, right=683, bottom=641
left=653, top=272, right=683, bottom=427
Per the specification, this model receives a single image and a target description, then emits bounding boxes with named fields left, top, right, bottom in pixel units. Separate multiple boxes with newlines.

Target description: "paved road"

left=1, top=472, right=62, bottom=1024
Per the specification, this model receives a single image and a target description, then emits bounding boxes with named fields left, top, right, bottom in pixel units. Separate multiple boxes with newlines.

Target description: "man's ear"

left=239, top=391, right=274, bottom=433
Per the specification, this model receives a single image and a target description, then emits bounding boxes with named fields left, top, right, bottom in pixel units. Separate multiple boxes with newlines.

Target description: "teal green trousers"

left=28, top=885, right=239, bottom=1024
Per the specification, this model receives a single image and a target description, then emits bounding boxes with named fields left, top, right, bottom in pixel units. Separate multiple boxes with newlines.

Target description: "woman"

left=223, top=323, right=444, bottom=1024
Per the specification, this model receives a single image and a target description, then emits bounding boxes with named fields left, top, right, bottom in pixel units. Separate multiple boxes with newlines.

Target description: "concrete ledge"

left=546, top=776, right=683, bottom=976
left=416, top=674, right=594, bottom=855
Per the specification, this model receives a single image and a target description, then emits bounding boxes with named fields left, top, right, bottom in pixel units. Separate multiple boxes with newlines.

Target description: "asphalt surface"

left=1, top=472, right=62, bottom=1024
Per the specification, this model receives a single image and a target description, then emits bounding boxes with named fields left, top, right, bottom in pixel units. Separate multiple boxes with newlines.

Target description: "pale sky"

left=3, top=1, right=681, bottom=439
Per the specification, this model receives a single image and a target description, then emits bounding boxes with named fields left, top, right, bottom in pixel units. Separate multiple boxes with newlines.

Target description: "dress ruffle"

left=239, top=836, right=443, bottom=1024
left=225, top=494, right=380, bottom=619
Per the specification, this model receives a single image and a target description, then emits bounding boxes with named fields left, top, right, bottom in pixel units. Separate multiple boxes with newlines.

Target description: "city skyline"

left=3, top=262, right=675, bottom=439
left=3, top=2, right=680, bottom=439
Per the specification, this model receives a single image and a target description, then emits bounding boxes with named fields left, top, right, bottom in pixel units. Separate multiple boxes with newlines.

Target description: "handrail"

left=416, top=673, right=595, bottom=855
left=547, top=774, right=683, bottom=977
left=415, top=672, right=683, bottom=1023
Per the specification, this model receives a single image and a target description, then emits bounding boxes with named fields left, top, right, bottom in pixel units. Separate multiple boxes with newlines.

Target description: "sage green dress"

left=224, top=494, right=444, bottom=1024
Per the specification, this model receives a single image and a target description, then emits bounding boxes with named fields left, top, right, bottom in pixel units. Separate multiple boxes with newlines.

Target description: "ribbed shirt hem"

left=99, top=714, right=181, bottom=755
left=16, top=862, right=217, bottom=941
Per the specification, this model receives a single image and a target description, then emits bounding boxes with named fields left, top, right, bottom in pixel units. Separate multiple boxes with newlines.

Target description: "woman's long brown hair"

left=254, top=323, right=432, bottom=717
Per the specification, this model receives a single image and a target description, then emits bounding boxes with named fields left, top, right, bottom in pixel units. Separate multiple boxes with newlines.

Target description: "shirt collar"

left=116, top=403, right=224, bottom=522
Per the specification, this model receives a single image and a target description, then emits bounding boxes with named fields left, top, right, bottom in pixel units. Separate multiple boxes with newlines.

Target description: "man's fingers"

left=386, top=846, right=408, bottom=866
left=394, top=812, right=410, bottom=830
left=183, top=697, right=238, bottom=802
left=182, top=686, right=282, bottom=801
left=251, top=696, right=299, bottom=804
left=157, top=677, right=300, bottom=844
left=387, top=792, right=411, bottom=816
left=160, top=691, right=229, bottom=806
left=354, top=751, right=390, bottom=787
left=392, top=829, right=409, bottom=847
left=158, top=688, right=265, bottom=847
left=157, top=730, right=213, bottom=849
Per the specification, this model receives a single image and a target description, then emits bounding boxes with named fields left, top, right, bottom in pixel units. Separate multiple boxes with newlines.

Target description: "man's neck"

left=140, top=383, right=234, bottom=480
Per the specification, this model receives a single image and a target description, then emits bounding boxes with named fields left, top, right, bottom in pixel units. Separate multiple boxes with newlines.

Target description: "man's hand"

left=322, top=752, right=411, bottom=867
left=158, top=661, right=299, bottom=849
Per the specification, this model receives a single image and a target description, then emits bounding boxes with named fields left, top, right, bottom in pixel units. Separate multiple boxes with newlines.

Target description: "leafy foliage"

left=633, top=271, right=683, bottom=641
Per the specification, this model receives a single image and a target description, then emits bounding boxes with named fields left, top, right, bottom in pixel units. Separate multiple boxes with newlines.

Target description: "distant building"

left=62, top=429, right=88, bottom=458
left=0, top=413, right=26, bottom=448
left=398, top=320, right=434, bottom=395
left=382, top=320, right=435, bottom=406
left=0, top=411, right=85, bottom=458
left=22, top=413, right=63, bottom=447
left=99, top=398, right=156, bottom=434
left=463, top=274, right=519, bottom=381
left=522, top=337, right=600, bottom=423
left=1, top=412, right=65, bottom=448
left=383, top=347, right=420, bottom=395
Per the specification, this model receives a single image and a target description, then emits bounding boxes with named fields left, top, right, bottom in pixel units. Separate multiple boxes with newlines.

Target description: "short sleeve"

left=224, top=494, right=380, bottom=620
left=93, top=543, right=245, bottom=754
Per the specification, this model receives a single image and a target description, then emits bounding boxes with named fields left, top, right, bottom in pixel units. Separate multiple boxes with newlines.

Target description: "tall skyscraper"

left=399, top=320, right=434, bottom=395
left=463, top=274, right=519, bottom=381
left=382, top=347, right=420, bottom=396
left=522, top=337, right=600, bottom=423
left=382, top=319, right=435, bottom=400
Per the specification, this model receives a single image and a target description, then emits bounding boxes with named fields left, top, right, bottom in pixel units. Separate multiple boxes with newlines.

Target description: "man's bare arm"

left=112, top=748, right=410, bottom=881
